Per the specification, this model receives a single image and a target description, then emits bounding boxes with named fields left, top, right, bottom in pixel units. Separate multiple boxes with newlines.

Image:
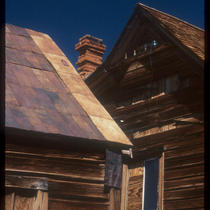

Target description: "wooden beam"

left=120, top=164, right=129, bottom=210
left=109, top=188, right=121, bottom=210
left=158, top=153, right=164, bottom=210
left=5, top=175, right=48, bottom=191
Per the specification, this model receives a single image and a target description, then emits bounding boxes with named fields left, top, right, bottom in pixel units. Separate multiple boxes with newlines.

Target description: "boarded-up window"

left=5, top=175, right=48, bottom=210
left=5, top=189, right=48, bottom=210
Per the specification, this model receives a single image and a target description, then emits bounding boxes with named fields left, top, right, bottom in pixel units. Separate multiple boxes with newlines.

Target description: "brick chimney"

left=75, top=34, right=106, bottom=79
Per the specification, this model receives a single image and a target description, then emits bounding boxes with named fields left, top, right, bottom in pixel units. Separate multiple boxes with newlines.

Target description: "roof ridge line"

left=137, top=3, right=204, bottom=32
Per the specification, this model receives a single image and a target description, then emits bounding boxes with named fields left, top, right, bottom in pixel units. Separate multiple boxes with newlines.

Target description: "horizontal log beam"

left=5, top=175, right=48, bottom=190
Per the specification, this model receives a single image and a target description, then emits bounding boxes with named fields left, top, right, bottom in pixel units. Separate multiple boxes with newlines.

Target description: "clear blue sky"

left=6, top=0, right=204, bottom=68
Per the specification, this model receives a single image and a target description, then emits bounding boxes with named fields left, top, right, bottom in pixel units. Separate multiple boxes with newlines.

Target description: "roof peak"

left=137, top=3, right=204, bottom=32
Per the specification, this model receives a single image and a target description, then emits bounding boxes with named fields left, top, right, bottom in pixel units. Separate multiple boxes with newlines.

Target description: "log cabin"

left=5, top=23, right=133, bottom=210
left=85, top=3, right=204, bottom=210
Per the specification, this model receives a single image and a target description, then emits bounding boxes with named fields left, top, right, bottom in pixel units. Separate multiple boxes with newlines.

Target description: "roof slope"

left=5, top=24, right=132, bottom=146
left=138, top=3, right=204, bottom=60
left=86, top=3, right=204, bottom=84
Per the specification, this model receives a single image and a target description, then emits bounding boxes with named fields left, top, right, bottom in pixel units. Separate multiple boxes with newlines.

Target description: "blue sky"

left=6, top=0, right=204, bottom=68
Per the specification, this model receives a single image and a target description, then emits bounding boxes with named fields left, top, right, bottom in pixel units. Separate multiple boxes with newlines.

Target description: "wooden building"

left=86, top=3, right=204, bottom=210
left=5, top=24, right=133, bottom=210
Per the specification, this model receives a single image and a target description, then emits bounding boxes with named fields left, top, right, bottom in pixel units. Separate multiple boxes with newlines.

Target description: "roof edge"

left=137, top=3, right=204, bottom=32
left=6, top=127, right=133, bottom=149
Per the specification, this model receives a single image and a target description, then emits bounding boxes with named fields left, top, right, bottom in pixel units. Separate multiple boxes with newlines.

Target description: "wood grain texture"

left=34, top=190, right=48, bottom=210
left=48, top=179, right=108, bottom=200
left=85, top=4, right=204, bottom=208
left=140, top=3, right=204, bottom=60
left=120, top=164, right=129, bottom=210
left=49, top=199, right=109, bottom=210
left=6, top=153, right=105, bottom=182
left=5, top=143, right=109, bottom=210
left=127, top=166, right=144, bottom=210
left=14, top=194, right=35, bottom=210
left=5, top=193, right=15, bottom=210
left=6, top=175, right=48, bottom=190
left=109, top=188, right=121, bottom=210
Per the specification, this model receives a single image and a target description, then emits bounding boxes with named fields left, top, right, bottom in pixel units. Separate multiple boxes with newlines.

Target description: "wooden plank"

left=158, top=153, right=164, bottom=210
left=164, top=132, right=204, bottom=151
left=165, top=164, right=204, bottom=180
left=6, top=143, right=105, bottom=162
left=14, top=194, right=35, bottom=210
left=133, top=125, right=203, bottom=149
left=6, top=153, right=105, bottom=182
left=5, top=192, right=15, bottom=210
left=6, top=175, right=48, bottom=190
left=131, top=147, right=163, bottom=163
left=165, top=143, right=204, bottom=160
left=34, top=190, right=42, bottom=210
left=42, top=192, right=48, bottom=210
left=164, top=186, right=204, bottom=200
left=49, top=179, right=108, bottom=200
left=165, top=153, right=204, bottom=170
left=120, top=164, right=129, bottom=210
left=112, top=90, right=202, bottom=123
left=121, top=103, right=202, bottom=133
left=34, top=190, right=48, bottom=210
left=165, top=175, right=204, bottom=191
left=127, top=166, right=144, bottom=210
left=109, top=188, right=121, bottom=210
left=164, top=197, right=204, bottom=209
left=49, top=198, right=109, bottom=210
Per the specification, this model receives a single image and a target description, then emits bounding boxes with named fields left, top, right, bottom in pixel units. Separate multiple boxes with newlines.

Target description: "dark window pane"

left=143, top=158, right=159, bottom=210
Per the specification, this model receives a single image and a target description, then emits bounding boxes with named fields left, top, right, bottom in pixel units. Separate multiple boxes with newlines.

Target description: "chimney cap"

left=79, top=34, right=103, bottom=43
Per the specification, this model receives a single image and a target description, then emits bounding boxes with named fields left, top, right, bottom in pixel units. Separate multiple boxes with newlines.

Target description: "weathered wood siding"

left=87, top=43, right=204, bottom=209
left=127, top=166, right=144, bottom=210
left=5, top=140, right=111, bottom=210
left=133, top=123, right=204, bottom=209
left=6, top=190, right=48, bottom=210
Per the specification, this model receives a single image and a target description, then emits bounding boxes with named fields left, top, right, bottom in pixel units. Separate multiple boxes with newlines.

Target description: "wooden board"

left=127, top=165, right=144, bottom=210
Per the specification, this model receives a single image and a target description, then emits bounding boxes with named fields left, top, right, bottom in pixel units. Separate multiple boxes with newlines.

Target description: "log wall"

left=89, top=44, right=204, bottom=209
left=5, top=140, right=111, bottom=210
left=132, top=123, right=204, bottom=209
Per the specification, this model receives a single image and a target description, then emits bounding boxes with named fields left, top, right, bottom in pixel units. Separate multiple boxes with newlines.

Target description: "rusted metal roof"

left=5, top=24, right=132, bottom=146
left=138, top=3, right=204, bottom=60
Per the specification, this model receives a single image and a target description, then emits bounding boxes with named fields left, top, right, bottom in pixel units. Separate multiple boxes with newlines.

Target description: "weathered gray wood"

left=6, top=175, right=48, bottom=190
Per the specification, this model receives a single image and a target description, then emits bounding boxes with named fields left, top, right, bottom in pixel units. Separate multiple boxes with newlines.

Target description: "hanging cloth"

left=104, top=149, right=122, bottom=191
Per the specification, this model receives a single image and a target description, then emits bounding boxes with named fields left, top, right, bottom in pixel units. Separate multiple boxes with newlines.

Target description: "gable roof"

left=5, top=24, right=132, bottom=146
left=138, top=3, right=204, bottom=60
left=86, top=3, right=204, bottom=86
